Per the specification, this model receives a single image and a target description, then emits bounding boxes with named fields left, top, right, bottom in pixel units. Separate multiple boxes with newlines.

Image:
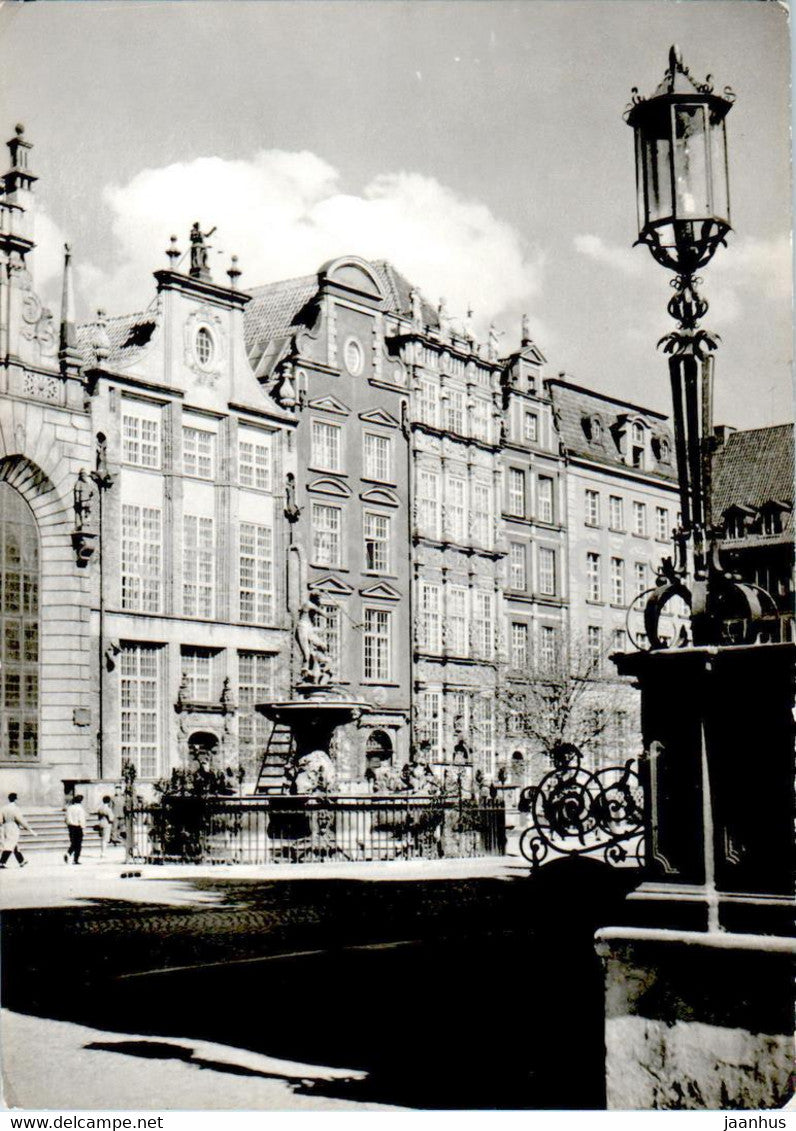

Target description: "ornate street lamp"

left=625, top=46, right=777, bottom=647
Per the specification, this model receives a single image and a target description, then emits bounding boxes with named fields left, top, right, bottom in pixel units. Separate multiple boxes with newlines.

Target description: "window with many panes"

left=509, top=543, right=526, bottom=590
left=472, top=590, right=493, bottom=658
left=122, top=413, right=160, bottom=469
left=524, top=412, right=538, bottom=444
left=320, top=600, right=342, bottom=674
left=312, top=503, right=341, bottom=567
left=472, top=482, right=492, bottom=547
left=180, top=647, right=215, bottom=702
left=632, top=500, right=647, bottom=536
left=508, top=468, right=526, bottom=517
left=587, top=625, right=603, bottom=673
left=446, top=476, right=467, bottom=542
left=539, top=625, right=557, bottom=671
left=239, top=433, right=271, bottom=491
left=183, top=425, right=215, bottom=479
left=585, top=489, right=600, bottom=526
left=238, top=651, right=274, bottom=778
left=311, top=419, right=342, bottom=471
left=446, top=389, right=465, bottom=434
left=121, top=503, right=162, bottom=612
left=183, top=515, right=214, bottom=618
left=363, top=433, right=391, bottom=481
left=472, top=399, right=490, bottom=442
left=364, top=512, right=390, bottom=572
left=634, top=561, right=648, bottom=595
left=419, top=582, right=441, bottom=652
left=120, top=644, right=160, bottom=778
left=1, top=484, right=39, bottom=761
left=447, top=586, right=468, bottom=655
left=612, top=628, right=627, bottom=652
left=511, top=621, right=529, bottom=668
left=449, top=689, right=470, bottom=750
left=538, top=477, right=554, bottom=523
left=363, top=608, right=391, bottom=680
left=656, top=506, right=669, bottom=542
left=587, top=552, right=601, bottom=602
left=473, top=696, right=495, bottom=776
left=418, top=469, right=440, bottom=538
left=239, top=523, right=273, bottom=623
left=417, top=690, right=441, bottom=760
left=610, top=557, right=625, bottom=606
left=418, top=379, right=439, bottom=427
left=609, top=495, right=624, bottom=531
left=538, top=547, right=556, bottom=596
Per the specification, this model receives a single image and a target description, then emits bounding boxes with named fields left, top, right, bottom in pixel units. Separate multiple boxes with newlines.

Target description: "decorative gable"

left=309, top=575, right=355, bottom=597
left=360, top=486, right=400, bottom=508
left=359, top=408, right=400, bottom=429
left=308, top=476, right=352, bottom=498
left=308, top=394, right=350, bottom=416
left=360, top=581, right=402, bottom=602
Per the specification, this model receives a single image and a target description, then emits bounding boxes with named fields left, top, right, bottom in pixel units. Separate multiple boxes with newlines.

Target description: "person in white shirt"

left=0, top=793, right=35, bottom=869
left=65, top=794, right=87, bottom=864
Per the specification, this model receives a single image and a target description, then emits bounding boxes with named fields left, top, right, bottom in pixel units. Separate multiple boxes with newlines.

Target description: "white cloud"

left=573, top=233, right=644, bottom=278
left=47, top=150, right=544, bottom=335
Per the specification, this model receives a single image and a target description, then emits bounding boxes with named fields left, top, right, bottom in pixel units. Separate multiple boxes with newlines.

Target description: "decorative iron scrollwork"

left=519, top=744, right=644, bottom=870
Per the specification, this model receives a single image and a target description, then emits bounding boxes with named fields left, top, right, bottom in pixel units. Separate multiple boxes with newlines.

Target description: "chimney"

left=713, top=424, right=736, bottom=447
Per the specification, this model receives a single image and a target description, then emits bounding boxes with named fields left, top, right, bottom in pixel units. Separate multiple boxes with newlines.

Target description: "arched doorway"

left=188, top=730, right=219, bottom=771
left=0, top=483, right=39, bottom=761
left=365, top=729, right=393, bottom=774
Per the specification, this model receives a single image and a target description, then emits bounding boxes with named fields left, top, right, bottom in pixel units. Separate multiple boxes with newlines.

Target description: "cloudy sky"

left=0, top=0, right=790, bottom=427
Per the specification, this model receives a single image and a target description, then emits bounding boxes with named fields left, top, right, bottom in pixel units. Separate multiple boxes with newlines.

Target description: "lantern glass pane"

left=673, top=104, right=710, bottom=218
left=642, top=122, right=673, bottom=224
left=709, top=115, right=730, bottom=223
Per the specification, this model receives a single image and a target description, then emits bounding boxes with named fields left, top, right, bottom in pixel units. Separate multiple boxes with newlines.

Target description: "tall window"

left=239, top=434, right=271, bottom=491
left=121, top=503, right=161, bottom=612
left=120, top=644, right=160, bottom=778
left=123, top=413, right=160, bottom=469
left=585, top=489, right=600, bottom=526
left=363, top=608, right=391, bottom=680
left=511, top=622, right=529, bottom=668
left=418, top=469, right=440, bottom=539
left=239, top=522, right=273, bottom=623
left=472, top=399, right=490, bottom=442
left=446, top=389, right=465, bottom=434
left=656, top=506, right=669, bottom=542
left=538, top=547, right=556, bottom=596
left=473, top=696, right=495, bottom=776
left=609, top=495, right=624, bottom=531
left=472, top=482, right=492, bottom=547
left=311, top=420, right=342, bottom=470
left=183, top=425, right=215, bottom=479
left=587, top=626, right=603, bottom=673
left=180, top=647, right=214, bottom=702
left=524, top=412, right=538, bottom=444
left=183, top=515, right=214, bottom=618
left=634, top=561, right=648, bottom=595
left=510, top=543, right=526, bottom=590
left=472, top=591, right=493, bottom=658
left=447, top=476, right=467, bottom=542
left=587, top=552, right=601, bottom=602
left=631, top=422, right=645, bottom=468
left=632, top=501, right=647, bottom=537
left=363, top=433, right=391, bottom=481
left=417, top=690, right=441, bottom=760
left=612, top=628, right=627, bottom=652
left=418, top=379, right=439, bottom=427
left=1, top=484, right=39, bottom=761
left=508, top=468, right=526, bottom=517
left=238, top=651, right=274, bottom=777
left=537, top=477, right=554, bottom=523
left=312, top=503, right=341, bottom=567
left=539, top=625, right=557, bottom=671
left=449, top=690, right=470, bottom=747
left=419, top=583, right=441, bottom=653
left=320, top=600, right=342, bottom=674
left=364, top=512, right=390, bottom=572
left=610, top=557, right=625, bottom=606
left=447, top=586, right=468, bottom=655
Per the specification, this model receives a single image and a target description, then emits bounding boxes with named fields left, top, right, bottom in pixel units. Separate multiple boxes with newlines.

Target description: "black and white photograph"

left=0, top=0, right=792, bottom=1117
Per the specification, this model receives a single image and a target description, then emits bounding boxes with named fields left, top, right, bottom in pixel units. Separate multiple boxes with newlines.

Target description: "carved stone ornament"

left=183, top=306, right=225, bottom=386
left=20, top=291, right=57, bottom=357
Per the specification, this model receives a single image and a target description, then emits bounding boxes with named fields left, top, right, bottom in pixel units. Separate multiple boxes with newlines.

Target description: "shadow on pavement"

left=2, top=862, right=639, bottom=1109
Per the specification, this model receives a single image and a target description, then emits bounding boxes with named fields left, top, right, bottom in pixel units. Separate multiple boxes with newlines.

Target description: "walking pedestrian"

left=0, top=793, right=36, bottom=868
left=96, top=795, right=114, bottom=860
left=64, top=794, right=86, bottom=864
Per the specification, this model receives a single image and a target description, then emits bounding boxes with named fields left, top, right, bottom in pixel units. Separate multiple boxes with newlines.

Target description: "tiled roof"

left=77, top=311, right=158, bottom=369
left=370, top=260, right=439, bottom=328
left=548, top=378, right=677, bottom=482
left=712, top=424, right=794, bottom=520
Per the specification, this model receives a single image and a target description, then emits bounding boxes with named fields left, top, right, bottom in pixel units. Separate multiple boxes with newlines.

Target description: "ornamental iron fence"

left=124, top=792, right=506, bottom=865
left=518, top=745, right=644, bottom=870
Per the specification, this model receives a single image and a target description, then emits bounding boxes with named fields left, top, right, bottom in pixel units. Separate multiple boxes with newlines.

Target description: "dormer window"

left=630, top=421, right=646, bottom=468
left=758, top=501, right=790, bottom=537
left=722, top=505, right=754, bottom=539
left=588, top=415, right=604, bottom=446
left=658, top=437, right=672, bottom=464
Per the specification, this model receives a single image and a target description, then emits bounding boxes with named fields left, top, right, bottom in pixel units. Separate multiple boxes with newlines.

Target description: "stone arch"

left=0, top=455, right=69, bottom=533
left=0, top=478, right=41, bottom=761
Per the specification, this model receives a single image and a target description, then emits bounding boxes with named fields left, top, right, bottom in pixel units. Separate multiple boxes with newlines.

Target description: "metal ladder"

left=254, top=722, right=294, bottom=794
